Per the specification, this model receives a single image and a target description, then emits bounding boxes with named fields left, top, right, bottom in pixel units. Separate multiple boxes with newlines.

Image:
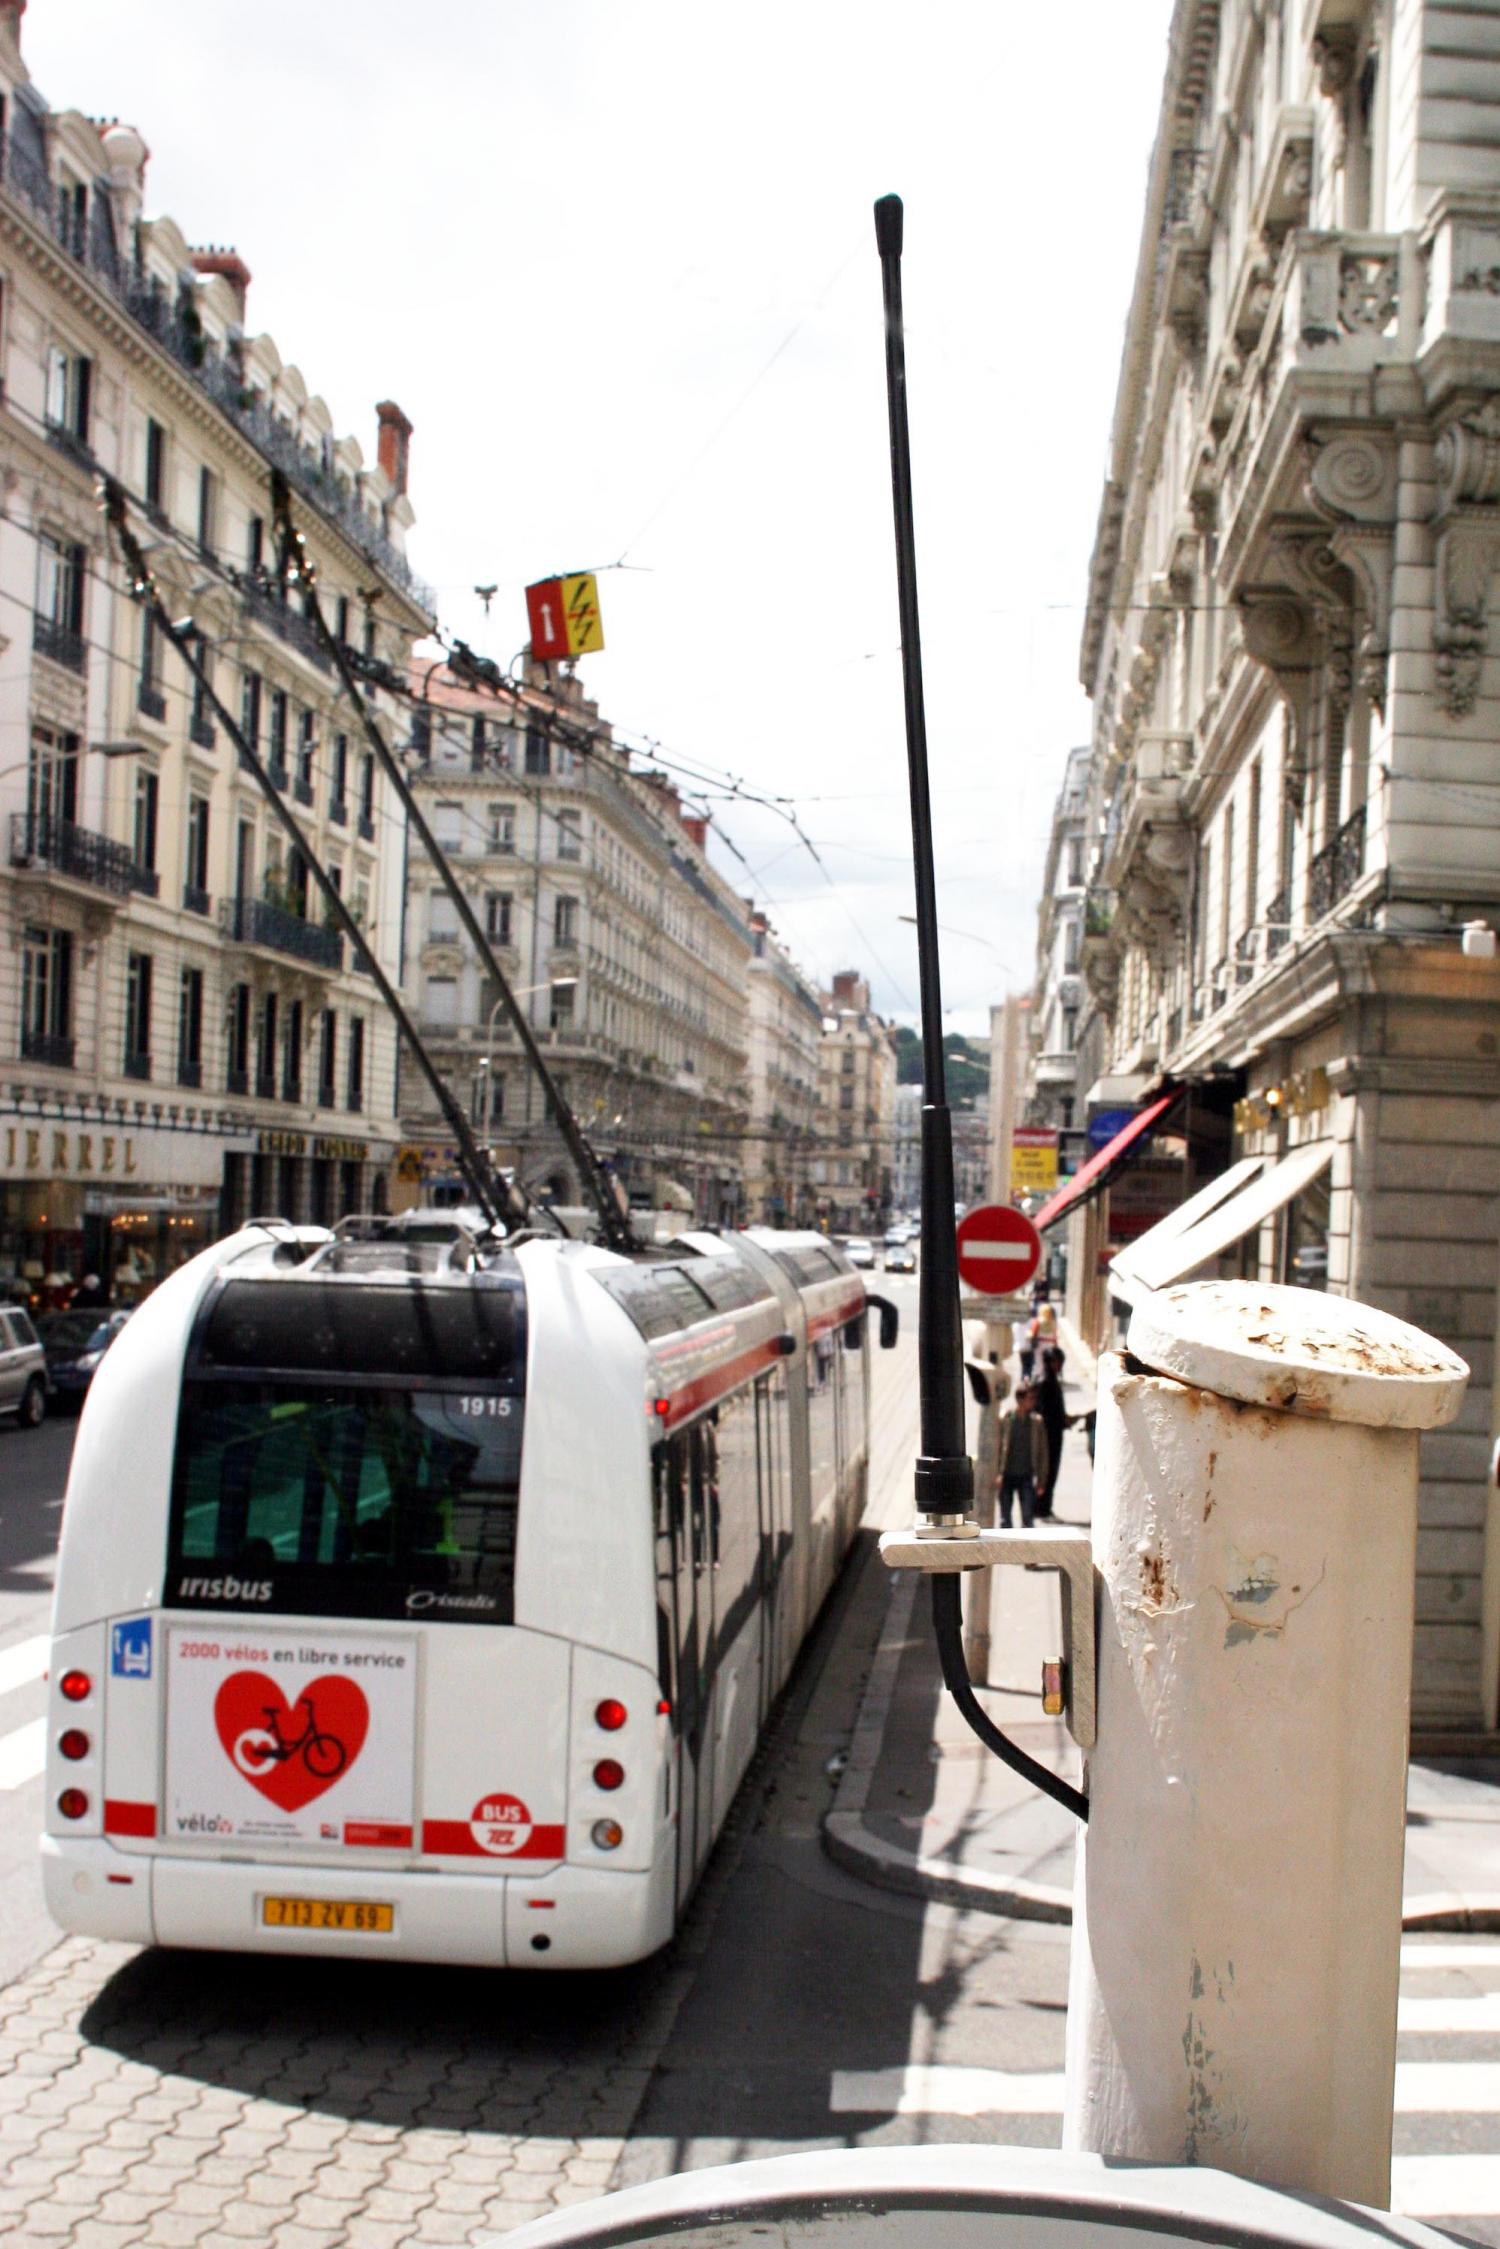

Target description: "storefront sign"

left=256, top=1129, right=307, bottom=1156
left=1087, top=1107, right=1137, bottom=1150
left=312, top=1138, right=368, bottom=1163
left=0, top=1121, right=230, bottom=1188
left=165, top=1626, right=416, bottom=1851
left=1010, top=1126, right=1059, bottom=1193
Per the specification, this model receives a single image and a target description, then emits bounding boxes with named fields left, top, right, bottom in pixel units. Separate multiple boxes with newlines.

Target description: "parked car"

left=38, top=1309, right=131, bottom=1408
left=883, top=1241, right=917, bottom=1273
left=0, top=1305, right=49, bottom=1427
left=843, top=1236, right=877, bottom=1270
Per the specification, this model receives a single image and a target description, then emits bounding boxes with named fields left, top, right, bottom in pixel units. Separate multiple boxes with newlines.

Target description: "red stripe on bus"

left=657, top=1337, right=783, bottom=1430
left=806, top=1294, right=866, bottom=1340
left=104, top=1800, right=155, bottom=1838
left=420, top=1821, right=567, bottom=1859
left=343, top=1823, right=413, bottom=1849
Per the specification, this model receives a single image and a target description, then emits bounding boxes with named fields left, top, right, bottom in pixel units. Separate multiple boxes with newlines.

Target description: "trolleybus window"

left=167, top=1385, right=522, bottom=1622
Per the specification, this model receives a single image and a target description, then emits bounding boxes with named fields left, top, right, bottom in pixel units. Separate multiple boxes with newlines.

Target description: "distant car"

left=0, top=1305, right=49, bottom=1427
left=883, top=1241, right=917, bottom=1273
left=884, top=1224, right=911, bottom=1247
left=38, top=1309, right=131, bottom=1408
left=843, top=1236, right=877, bottom=1270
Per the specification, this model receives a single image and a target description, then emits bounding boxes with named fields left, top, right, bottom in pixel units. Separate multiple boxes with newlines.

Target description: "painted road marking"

left=0, top=1717, right=46, bottom=1791
left=1392, top=2156, right=1500, bottom=2217
left=1399, top=1994, right=1500, bottom=2033
left=0, top=1635, right=47, bottom=1697
left=831, top=2063, right=1500, bottom=2121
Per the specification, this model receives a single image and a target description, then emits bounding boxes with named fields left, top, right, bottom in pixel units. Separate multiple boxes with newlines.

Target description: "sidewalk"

left=826, top=1344, right=1500, bottom=1932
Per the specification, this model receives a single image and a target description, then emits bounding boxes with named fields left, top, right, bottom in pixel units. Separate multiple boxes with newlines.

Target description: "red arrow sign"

left=955, top=1203, right=1043, bottom=1297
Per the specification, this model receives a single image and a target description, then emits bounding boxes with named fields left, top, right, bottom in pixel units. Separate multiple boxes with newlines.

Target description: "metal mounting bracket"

left=878, top=1524, right=1096, bottom=1751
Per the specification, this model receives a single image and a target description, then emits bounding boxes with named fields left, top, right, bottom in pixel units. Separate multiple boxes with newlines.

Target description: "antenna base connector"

left=913, top=1452, right=976, bottom=1536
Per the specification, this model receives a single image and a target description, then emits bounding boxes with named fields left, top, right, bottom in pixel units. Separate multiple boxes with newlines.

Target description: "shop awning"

left=1108, top=1155, right=1268, bottom=1300
left=1126, top=1140, right=1334, bottom=1294
left=1032, top=1088, right=1183, bottom=1235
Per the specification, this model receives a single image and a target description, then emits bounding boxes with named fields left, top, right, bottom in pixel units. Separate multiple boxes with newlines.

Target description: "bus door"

left=652, top=1446, right=687, bottom=1913
left=686, top=1423, right=718, bottom=1881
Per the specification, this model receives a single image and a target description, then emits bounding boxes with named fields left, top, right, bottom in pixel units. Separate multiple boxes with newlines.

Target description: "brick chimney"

left=376, top=400, right=412, bottom=496
left=0, top=3, right=25, bottom=53
left=680, top=813, right=708, bottom=850
left=190, top=247, right=251, bottom=323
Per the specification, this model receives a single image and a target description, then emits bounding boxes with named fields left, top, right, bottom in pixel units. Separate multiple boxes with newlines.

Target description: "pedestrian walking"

left=996, top=1383, right=1049, bottom=1529
left=1035, top=1344, right=1069, bottom=1518
left=69, top=1272, right=108, bottom=1309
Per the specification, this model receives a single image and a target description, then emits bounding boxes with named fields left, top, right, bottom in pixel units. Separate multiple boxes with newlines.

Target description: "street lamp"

left=475, top=975, right=578, bottom=1143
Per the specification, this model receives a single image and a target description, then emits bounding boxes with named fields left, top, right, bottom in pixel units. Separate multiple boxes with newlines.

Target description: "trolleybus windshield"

left=166, top=1276, right=526, bottom=1622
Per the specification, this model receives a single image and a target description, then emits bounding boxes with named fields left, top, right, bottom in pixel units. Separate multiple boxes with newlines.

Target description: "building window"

left=1066, top=834, right=1085, bottom=887
left=554, top=895, right=578, bottom=947
left=429, top=891, right=458, bottom=942
left=335, top=594, right=350, bottom=644
left=282, top=998, right=303, bottom=1103
left=27, top=725, right=78, bottom=826
left=485, top=892, right=513, bottom=946
left=177, top=967, right=203, bottom=1088
left=132, top=766, right=159, bottom=872
left=137, top=609, right=166, bottom=720
left=247, top=515, right=264, bottom=574
left=57, top=173, right=87, bottom=258
left=268, top=689, right=289, bottom=781
left=346, top=1017, right=366, bottom=1113
left=359, top=751, right=375, bottom=837
left=144, top=418, right=167, bottom=513
left=241, top=669, right=262, bottom=752
left=197, top=466, right=217, bottom=555
left=434, top=801, right=463, bottom=855
left=318, top=1009, right=337, bottom=1108
left=556, top=809, right=582, bottom=862
left=44, top=345, right=91, bottom=445
left=471, top=712, right=487, bottom=770
left=330, top=731, right=348, bottom=818
left=488, top=803, right=515, bottom=855
left=35, top=534, right=85, bottom=671
left=550, top=982, right=575, bottom=1031
left=21, top=925, right=72, bottom=1066
left=256, top=991, right=279, bottom=1099
left=524, top=722, right=549, bottom=777
left=185, top=795, right=210, bottom=912
left=226, top=981, right=251, bottom=1094
left=124, top=951, right=153, bottom=1080
left=426, top=976, right=457, bottom=1026
left=296, top=709, right=316, bottom=800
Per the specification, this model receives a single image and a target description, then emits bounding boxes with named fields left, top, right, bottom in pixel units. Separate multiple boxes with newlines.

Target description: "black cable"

left=929, top=1572, right=1089, bottom=1824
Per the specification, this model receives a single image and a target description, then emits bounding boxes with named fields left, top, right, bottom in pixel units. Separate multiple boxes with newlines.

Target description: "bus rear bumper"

left=42, top=1834, right=677, bottom=1969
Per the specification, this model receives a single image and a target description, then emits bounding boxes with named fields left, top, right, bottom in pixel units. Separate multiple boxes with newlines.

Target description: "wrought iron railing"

left=0, top=125, right=435, bottom=618
left=183, top=883, right=211, bottom=917
left=1308, top=803, right=1367, bottom=920
left=189, top=715, right=216, bottom=750
left=33, top=614, right=86, bottom=673
left=137, top=684, right=167, bottom=722
left=225, top=1067, right=249, bottom=1097
left=176, top=1059, right=203, bottom=1090
left=219, top=892, right=343, bottom=970
left=123, top=1051, right=151, bottom=1082
left=10, top=811, right=146, bottom=898
left=228, top=568, right=335, bottom=673
left=20, top=1028, right=74, bottom=1068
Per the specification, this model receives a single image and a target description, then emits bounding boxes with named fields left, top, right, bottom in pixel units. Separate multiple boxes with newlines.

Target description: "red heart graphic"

left=213, top=1671, right=370, bottom=1813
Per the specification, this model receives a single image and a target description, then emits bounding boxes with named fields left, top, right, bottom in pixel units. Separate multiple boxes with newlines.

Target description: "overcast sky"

left=32, top=1, right=1174, bottom=1034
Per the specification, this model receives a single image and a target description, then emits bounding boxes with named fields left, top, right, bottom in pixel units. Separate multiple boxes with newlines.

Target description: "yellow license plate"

left=261, top=1896, right=393, bottom=1934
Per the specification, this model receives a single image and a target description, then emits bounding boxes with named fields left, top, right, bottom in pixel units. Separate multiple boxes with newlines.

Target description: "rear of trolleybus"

left=41, top=1226, right=679, bottom=1971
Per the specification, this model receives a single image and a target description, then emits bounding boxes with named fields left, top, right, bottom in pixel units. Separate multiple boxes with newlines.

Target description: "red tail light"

left=57, top=1788, right=88, bottom=1820
left=60, top=1670, right=91, bottom=1703
left=592, top=1759, right=624, bottom=1792
left=58, top=1729, right=89, bottom=1762
left=595, top=1698, right=627, bottom=1732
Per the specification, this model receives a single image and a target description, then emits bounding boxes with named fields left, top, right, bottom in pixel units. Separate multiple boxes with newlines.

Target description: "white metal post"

left=1063, top=1278, right=1470, bottom=2209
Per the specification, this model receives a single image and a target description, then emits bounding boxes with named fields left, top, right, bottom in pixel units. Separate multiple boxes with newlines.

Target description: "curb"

left=823, top=1549, right=1500, bottom=1934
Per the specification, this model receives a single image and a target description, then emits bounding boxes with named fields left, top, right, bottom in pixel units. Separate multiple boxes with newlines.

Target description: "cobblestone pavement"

left=0, top=1928, right=695, bottom=2246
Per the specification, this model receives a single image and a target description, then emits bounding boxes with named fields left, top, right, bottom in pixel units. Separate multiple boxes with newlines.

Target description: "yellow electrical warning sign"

left=526, top=572, right=605, bottom=659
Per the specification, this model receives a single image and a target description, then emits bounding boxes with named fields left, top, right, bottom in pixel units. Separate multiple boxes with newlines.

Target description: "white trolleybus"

left=41, top=1221, right=895, bottom=1970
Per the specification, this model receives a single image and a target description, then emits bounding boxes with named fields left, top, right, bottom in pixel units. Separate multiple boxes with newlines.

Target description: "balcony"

left=183, top=882, right=211, bottom=916
left=1308, top=804, right=1366, bottom=922
left=358, top=812, right=375, bottom=842
left=228, top=568, right=333, bottom=674
left=177, top=1059, right=203, bottom=1090
left=137, top=683, right=167, bottom=724
left=33, top=613, right=86, bottom=674
left=20, top=1028, right=74, bottom=1068
left=267, top=759, right=289, bottom=791
left=219, top=892, right=343, bottom=971
left=328, top=796, right=348, bottom=826
left=10, top=811, right=149, bottom=899
left=225, top=1066, right=249, bottom=1097
left=189, top=716, right=216, bottom=751
left=293, top=776, right=314, bottom=806
left=123, top=1051, right=151, bottom=1082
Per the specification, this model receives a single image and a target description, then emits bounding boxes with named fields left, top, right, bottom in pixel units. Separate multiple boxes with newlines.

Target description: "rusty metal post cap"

left=1127, top=1278, right=1469, bottom=1430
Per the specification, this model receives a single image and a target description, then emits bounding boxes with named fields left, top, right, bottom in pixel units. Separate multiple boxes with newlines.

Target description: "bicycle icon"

left=233, top=1695, right=347, bottom=1782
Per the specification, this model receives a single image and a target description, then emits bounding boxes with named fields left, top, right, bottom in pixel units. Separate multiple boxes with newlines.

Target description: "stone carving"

left=1434, top=520, right=1500, bottom=717
left=1307, top=431, right=1398, bottom=523
left=1339, top=253, right=1398, bottom=334
left=1436, top=398, right=1500, bottom=511
left=1303, top=431, right=1397, bottom=716
left=1313, top=27, right=1359, bottom=169
left=1457, top=264, right=1500, bottom=295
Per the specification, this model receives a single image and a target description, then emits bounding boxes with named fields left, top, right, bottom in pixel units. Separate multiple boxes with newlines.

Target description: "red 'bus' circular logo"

left=469, top=1794, right=532, bottom=1856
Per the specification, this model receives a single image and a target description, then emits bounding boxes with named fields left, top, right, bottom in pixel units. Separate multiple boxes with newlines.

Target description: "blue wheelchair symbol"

left=111, top=1618, right=152, bottom=1680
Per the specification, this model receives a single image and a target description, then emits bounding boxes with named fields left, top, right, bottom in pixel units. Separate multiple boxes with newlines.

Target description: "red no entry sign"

left=955, top=1203, right=1043, bottom=1297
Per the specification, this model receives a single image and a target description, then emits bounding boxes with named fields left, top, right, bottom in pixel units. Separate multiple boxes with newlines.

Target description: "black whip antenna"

left=874, top=195, right=1087, bottom=1825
